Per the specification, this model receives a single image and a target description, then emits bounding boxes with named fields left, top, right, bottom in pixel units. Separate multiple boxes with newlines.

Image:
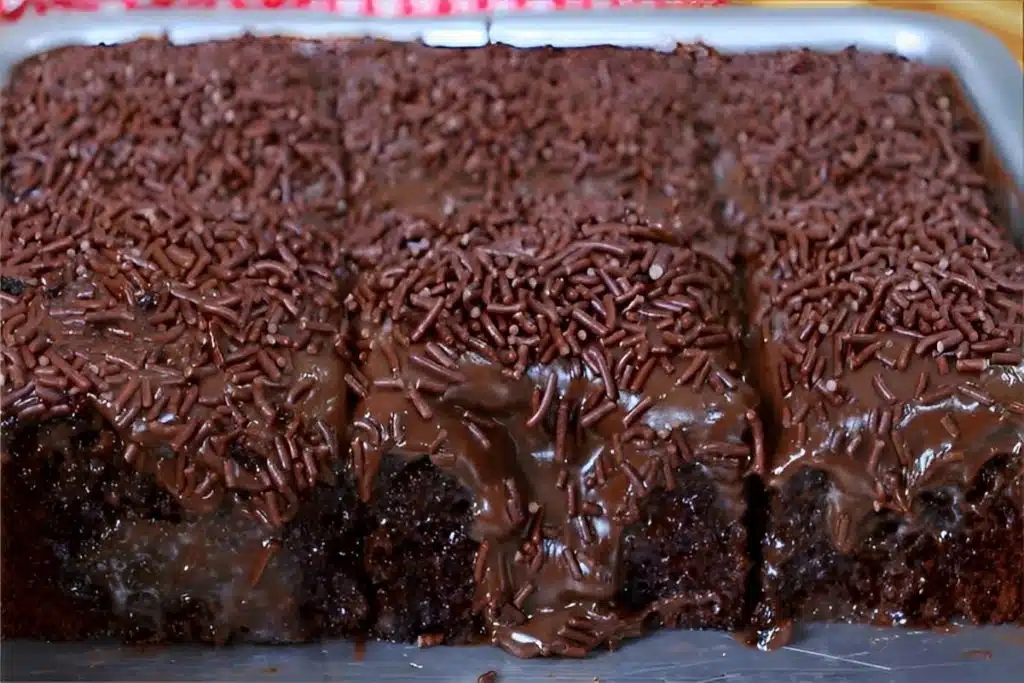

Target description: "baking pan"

left=1, top=5, right=1022, bottom=682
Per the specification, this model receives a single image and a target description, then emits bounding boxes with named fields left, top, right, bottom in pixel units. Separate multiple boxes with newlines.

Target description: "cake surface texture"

left=1, top=37, right=1021, bottom=656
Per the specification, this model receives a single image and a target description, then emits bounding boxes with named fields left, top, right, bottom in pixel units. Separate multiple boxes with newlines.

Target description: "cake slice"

left=337, top=42, right=715, bottom=218
left=0, top=178, right=367, bottom=641
left=710, top=47, right=1024, bottom=639
left=1, top=36, right=380, bottom=644
left=345, top=193, right=758, bottom=656
left=744, top=187, right=1023, bottom=635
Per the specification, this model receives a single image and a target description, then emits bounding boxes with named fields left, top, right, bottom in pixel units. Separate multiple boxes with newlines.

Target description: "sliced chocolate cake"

left=713, top=49, right=1024, bottom=635
left=2, top=34, right=1021, bottom=658
left=345, top=193, right=757, bottom=655
left=1, top=39, right=365, bottom=643
left=745, top=190, right=1023, bottom=633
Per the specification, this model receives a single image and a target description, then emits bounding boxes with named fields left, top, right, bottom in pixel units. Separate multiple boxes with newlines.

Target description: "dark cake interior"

left=1, top=37, right=1021, bottom=657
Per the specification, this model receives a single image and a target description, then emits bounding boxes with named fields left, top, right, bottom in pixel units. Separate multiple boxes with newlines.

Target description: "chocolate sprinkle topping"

left=1, top=38, right=356, bottom=525
left=2, top=36, right=1021, bottom=658
left=715, top=48, right=1023, bottom=637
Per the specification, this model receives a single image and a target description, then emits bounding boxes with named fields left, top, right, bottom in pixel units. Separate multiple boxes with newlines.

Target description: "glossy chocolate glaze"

left=346, top=196, right=756, bottom=656
left=758, top=332, right=1023, bottom=549
left=0, top=199, right=354, bottom=522
left=352, top=336, right=753, bottom=655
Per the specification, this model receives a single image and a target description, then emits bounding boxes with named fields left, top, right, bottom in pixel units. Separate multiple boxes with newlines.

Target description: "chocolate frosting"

left=346, top=196, right=756, bottom=656
left=0, top=196, right=355, bottom=525
left=760, top=333, right=1023, bottom=551
left=351, top=333, right=753, bottom=656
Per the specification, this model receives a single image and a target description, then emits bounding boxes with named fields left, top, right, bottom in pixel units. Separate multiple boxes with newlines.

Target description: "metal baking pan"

left=1, top=5, right=1022, bottom=682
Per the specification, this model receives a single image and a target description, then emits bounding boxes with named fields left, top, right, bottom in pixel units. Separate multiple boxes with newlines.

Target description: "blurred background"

left=739, top=1, right=1023, bottom=63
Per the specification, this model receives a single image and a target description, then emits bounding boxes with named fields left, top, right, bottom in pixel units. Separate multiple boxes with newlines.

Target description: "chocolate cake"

left=345, top=194, right=756, bottom=654
left=1, top=37, right=1021, bottom=657
left=1, top=38, right=364, bottom=643
left=713, top=49, right=1024, bottom=636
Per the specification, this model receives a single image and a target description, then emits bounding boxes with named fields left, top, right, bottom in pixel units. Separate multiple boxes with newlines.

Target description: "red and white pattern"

left=1, top=0, right=728, bottom=22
